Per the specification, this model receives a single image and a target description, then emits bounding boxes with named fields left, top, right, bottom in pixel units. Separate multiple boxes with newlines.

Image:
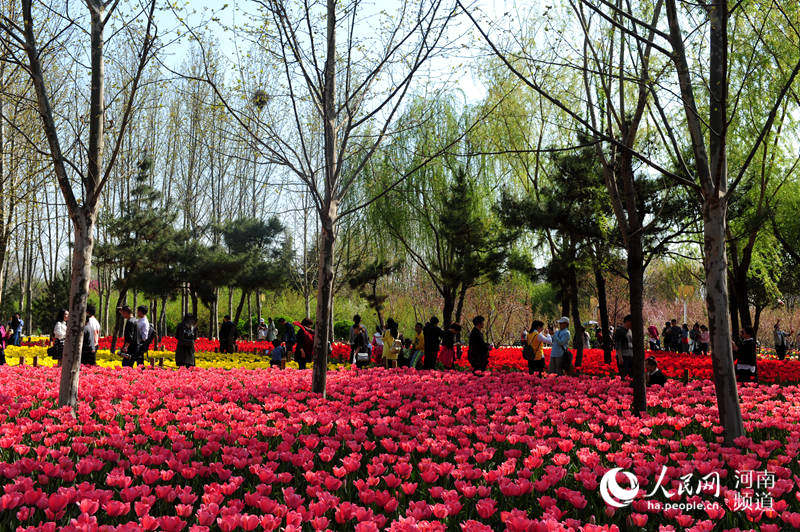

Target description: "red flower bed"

left=1, top=366, right=799, bottom=530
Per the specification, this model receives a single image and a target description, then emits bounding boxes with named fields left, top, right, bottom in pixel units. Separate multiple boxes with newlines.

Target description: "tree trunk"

left=233, top=289, right=247, bottom=325
left=372, top=282, right=384, bottom=329
left=58, top=215, right=95, bottom=408
left=247, top=292, right=252, bottom=340
left=733, top=268, right=752, bottom=332
left=727, top=271, right=740, bottom=341
left=704, top=198, right=744, bottom=443
left=454, top=284, right=468, bottom=326
left=311, top=208, right=337, bottom=395
left=442, top=288, right=456, bottom=327
left=595, top=266, right=612, bottom=364
left=628, top=235, right=647, bottom=415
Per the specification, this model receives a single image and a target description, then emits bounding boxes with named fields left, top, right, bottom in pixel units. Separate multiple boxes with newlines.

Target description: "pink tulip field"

left=1, top=364, right=800, bottom=531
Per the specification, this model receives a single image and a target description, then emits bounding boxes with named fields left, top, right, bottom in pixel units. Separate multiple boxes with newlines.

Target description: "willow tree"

left=1, top=0, right=158, bottom=407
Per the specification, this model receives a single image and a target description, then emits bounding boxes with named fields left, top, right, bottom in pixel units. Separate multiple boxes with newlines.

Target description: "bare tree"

left=1, top=0, right=158, bottom=407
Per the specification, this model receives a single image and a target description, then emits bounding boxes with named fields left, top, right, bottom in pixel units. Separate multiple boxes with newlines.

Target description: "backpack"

left=144, top=324, right=156, bottom=349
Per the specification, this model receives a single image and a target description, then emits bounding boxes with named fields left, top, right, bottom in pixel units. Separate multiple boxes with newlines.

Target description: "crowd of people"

left=0, top=301, right=791, bottom=389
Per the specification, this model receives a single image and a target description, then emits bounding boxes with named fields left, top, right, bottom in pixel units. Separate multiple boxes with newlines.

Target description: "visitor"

left=614, top=315, right=634, bottom=378
left=583, top=329, right=591, bottom=350
left=774, top=321, right=792, bottom=361
left=269, top=340, right=286, bottom=368
left=645, top=356, right=667, bottom=386
left=81, top=315, right=97, bottom=365
left=400, top=338, right=413, bottom=367
left=372, top=325, right=384, bottom=359
left=549, top=317, right=572, bottom=375
left=219, top=315, right=237, bottom=354
left=175, top=313, right=197, bottom=367
left=381, top=318, right=398, bottom=367
left=136, top=306, right=151, bottom=360
left=383, top=319, right=400, bottom=368
left=50, top=309, right=68, bottom=366
left=734, top=326, right=758, bottom=383
left=679, top=323, right=689, bottom=353
left=278, top=318, right=296, bottom=353
left=526, top=320, right=551, bottom=375
left=351, top=323, right=370, bottom=368
left=294, top=318, right=314, bottom=370
left=0, top=317, right=8, bottom=365
left=257, top=319, right=268, bottom=341
left=690, top=322, right=702, bottom=354
left=266, top=317, right=277, bottom=342
left=349, top=315, right=364, bottom=361
left=119, top=305, right=140, bottom=367
left=440, top=323, right=462, bottom=369
left=661, top=321, right=672, bottom=351
left=423, top=316, right=442, bottom=369
left=10, top=312, right=23, bottom=346
left=467, top=315, right=490, bottom=372
left=670, top=320, right=682, bottom=353
left=86, top=304, right=101, bottom=348
left=520, top=327, right=528, bottom=345
left=647, top=325, right=661, bottom=351
left=699, top=325, right=710, bottom=356
left=410, top=322, right=424, bottom=368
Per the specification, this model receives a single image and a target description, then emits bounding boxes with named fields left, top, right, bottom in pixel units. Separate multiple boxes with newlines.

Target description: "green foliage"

left=334, top=321, right=352, bottom=342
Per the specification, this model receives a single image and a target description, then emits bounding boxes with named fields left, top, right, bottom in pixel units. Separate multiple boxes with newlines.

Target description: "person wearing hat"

left=646, top=356, right=666, bottom=386
left=549, top=317, right=572, bottom=375
left=119, top=305, right=140, bottom=366
left=175, top=313, right=198, bottom=367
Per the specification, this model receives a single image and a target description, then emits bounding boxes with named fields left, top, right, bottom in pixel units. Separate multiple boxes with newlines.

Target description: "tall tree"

left=2, top=0, right=158, bottom=407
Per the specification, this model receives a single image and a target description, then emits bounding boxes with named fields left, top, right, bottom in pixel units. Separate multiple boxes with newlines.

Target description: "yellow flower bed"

left=4, top=345, right=344, bottom=371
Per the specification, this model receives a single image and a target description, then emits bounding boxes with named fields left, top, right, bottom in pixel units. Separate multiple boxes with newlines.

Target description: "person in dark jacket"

left=175, top=313, right=197, bottom=367
left=645, top=356, right=667, bottom=386
left=422, top=317, right=442, bottom=369
left=440, top=323, right=461, bottom=369
left=276, top=318, right=296, bottom=353
left=734, top=326, right=758, bottom=383
left=119, top=305, right=141, bottom=367
left=670, top=319, right=682, bottom=353
left=294, top=318, right=314, bottom=369
left=468, top=315, right=490, bottom=372
left=219, top=315, right=237, bottom=354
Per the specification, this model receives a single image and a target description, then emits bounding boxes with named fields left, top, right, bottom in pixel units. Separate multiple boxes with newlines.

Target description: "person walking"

left=440, top=323, right=462, bottom=369
left=526, top=320, right=551, bottom=375
left=50, top=309, right=69, bottom=366
left=410, top=322, right=425, bottom=368
left=422, top=317, right=442, bottom=369
left=661, top=321, right=672, bottom=352
left=467, top=315, right=490, bottom=372
left=734, top=326, right=758, bottom=383
left=549, top=317, right=572, bottom=375
left=699, top=325, right=710, bottom=356
left=0, top=318, right=8, bottom=365
left=219, top=315, right=237, bottom=354
left=349, top=315, right=364, bottom=362
left=614, top=315, right=634, bottom=377
left=86, top=305, right=101, bottom=348
left=774, top=321, right=792, bottom=361
left=294, top=318, right=314, bottom=370
left=81, top=315, right=98, bottom=365
left=690, top=323, right=702, bottom=354
left=383, top=319, right=400, bottom=368
left=119, top=306, right=140, bottom=367
left=136, top=306, right=152, bottom=361
left=669, top=319, right=682, bottom=353
left=9, top=313, right=23, bottom=347
left=266, top=317, right=278, bottom=342
left=175, top=313, right=198, bottom=367
left=647, top=325, right=661, bottom=351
